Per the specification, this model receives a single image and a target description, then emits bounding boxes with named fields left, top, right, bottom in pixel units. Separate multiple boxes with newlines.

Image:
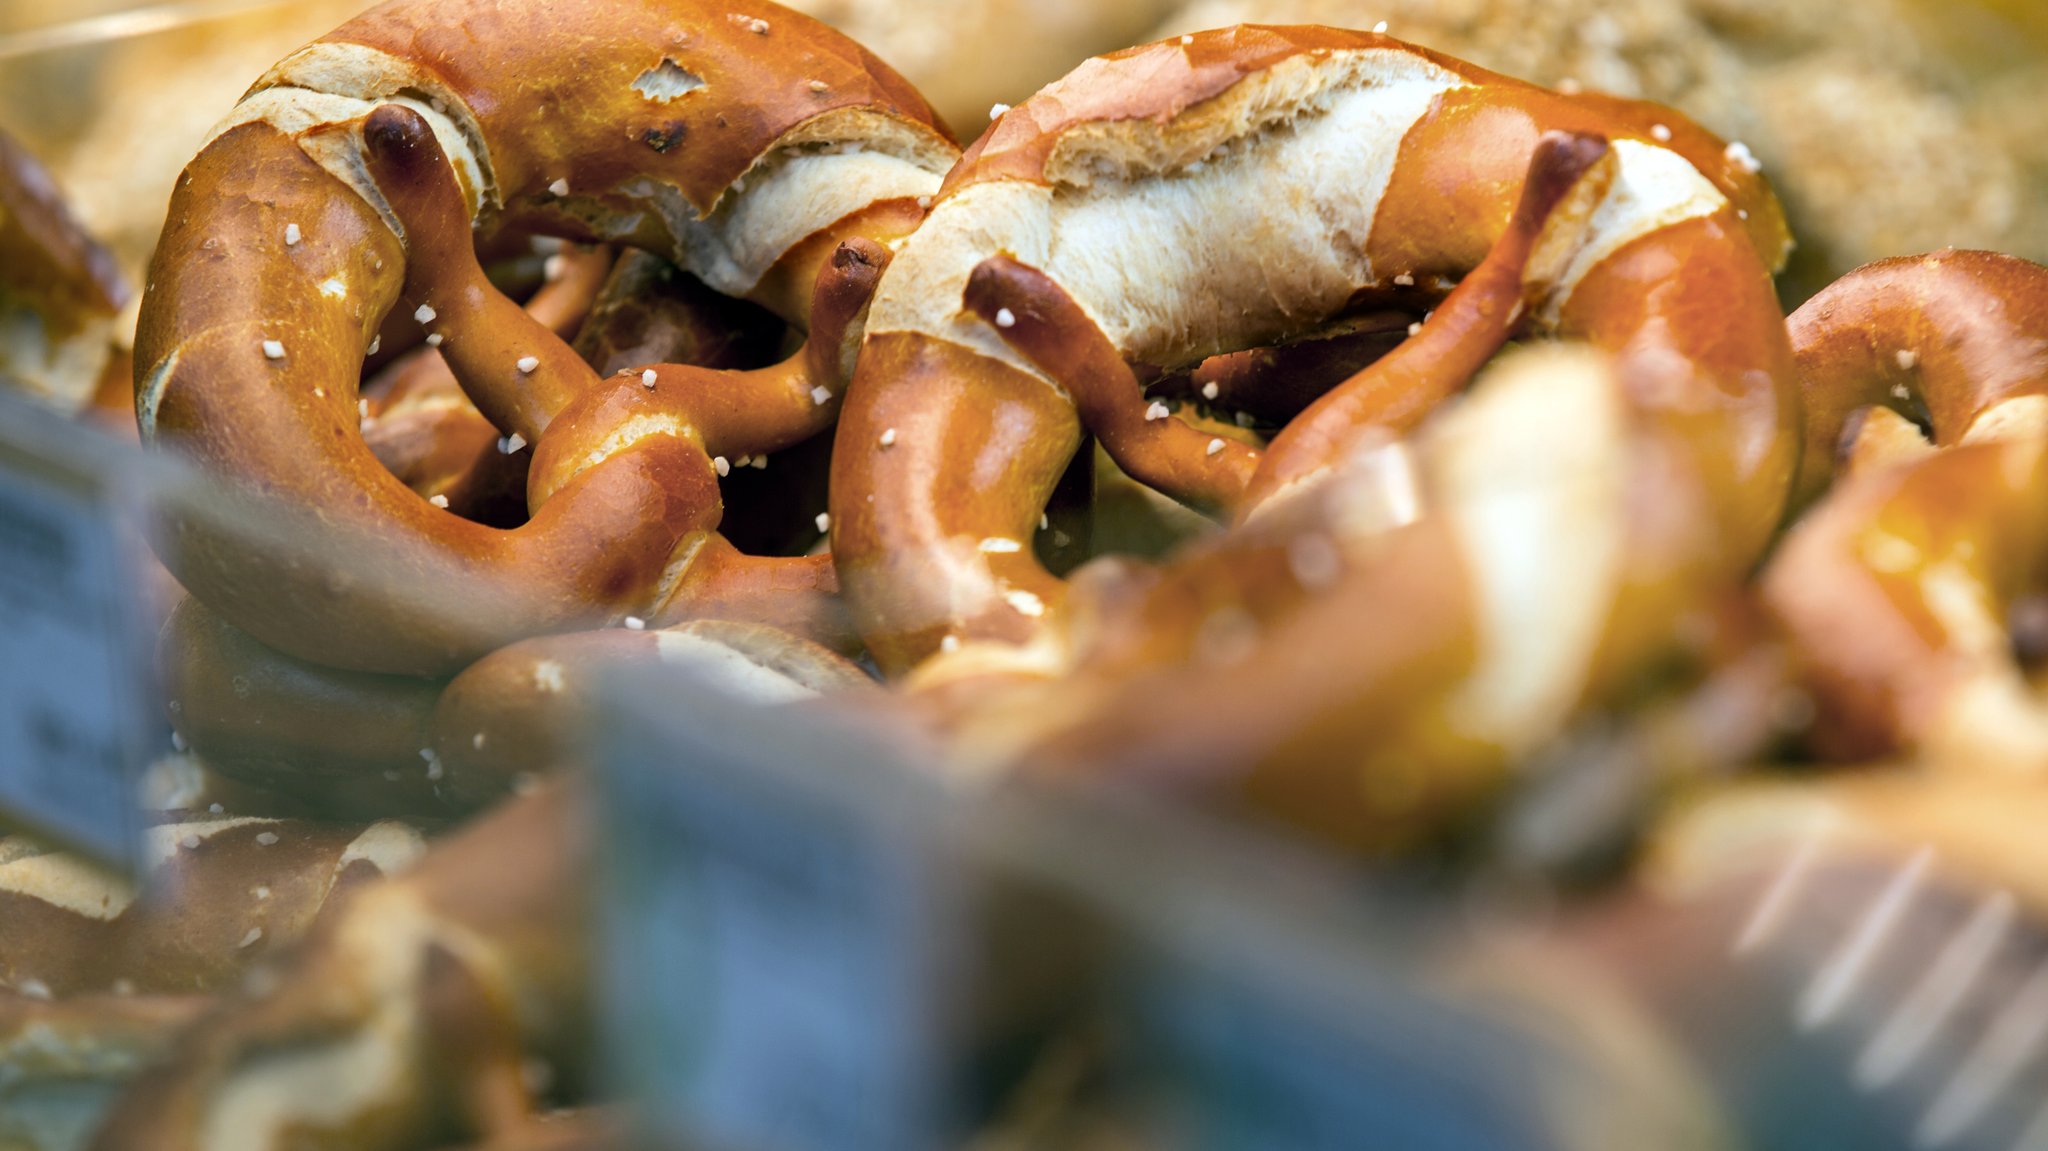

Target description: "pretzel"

left=829, top=25, right=1796, bottom=675
left=0, top=816, right=426, bottom=1147
left=914, top=345, right=1766, bottom=851
left=135, top=0, right=955, bottom=676
left=88, top=784, right=583, bottom=1151
left=163, top=591, right=874, bottom=816
left=0, top=127, right=129, bottom=413
left=1787, top=248, right=2048, bottom=506
left=1, top=816, right=424, bottom=998
left=1762, top=252, right=2048, bottom=769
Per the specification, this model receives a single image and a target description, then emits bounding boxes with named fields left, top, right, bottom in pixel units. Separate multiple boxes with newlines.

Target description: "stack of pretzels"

left=4, top=0, right=2045, bottom=1144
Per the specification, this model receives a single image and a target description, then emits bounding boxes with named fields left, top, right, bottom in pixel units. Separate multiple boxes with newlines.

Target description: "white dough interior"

left=870, top=48, right=1728, bottom=381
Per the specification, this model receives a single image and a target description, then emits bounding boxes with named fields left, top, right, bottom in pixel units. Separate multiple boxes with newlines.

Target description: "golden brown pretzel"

left=0, top=126, right=129, bottom=413
left=1787, top=248, right=2048, bottom=507
left=136, top=0, right=956, bottom=677
left=0, top=816, right=424, bottom=999
left=1763, top=252, right=2048, bottom=770
left=89, top=785, right=586, bottom=1151
left=922, top=344, right=1763, bottom=851
left=830, top=25, right=1795, bottom=675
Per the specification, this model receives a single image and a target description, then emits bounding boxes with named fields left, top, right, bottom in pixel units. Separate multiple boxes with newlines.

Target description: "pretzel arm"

left=363, top=106, right=598, bottom=445
left=1244, top=130, right=1612, bottom=516
left=628, top=237, right=889, bottom=461
left=962, top=256, right=1258, bottom=518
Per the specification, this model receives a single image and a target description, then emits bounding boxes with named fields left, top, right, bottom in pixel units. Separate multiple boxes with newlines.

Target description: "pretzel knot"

left=134, top=0, right=955, bottom=676
left=1765, top=251, right=2048, bottom=772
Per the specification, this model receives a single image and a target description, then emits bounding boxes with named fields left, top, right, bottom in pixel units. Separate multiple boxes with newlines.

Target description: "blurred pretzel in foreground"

left=1764, top=251, right=2048, bottom=773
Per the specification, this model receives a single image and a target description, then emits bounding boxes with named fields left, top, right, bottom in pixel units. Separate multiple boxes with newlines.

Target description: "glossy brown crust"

left=833, top=333, right=1081, bottom=672
left=159, top=596, right=451, bottom=819
left=1788, top=249, right=2048, bottom=507
left=938, top=25, right=1787, bottom=264
left=303, top=0, right=947, bottom=217
left=90, top=784, right=589, bottom=1151
left=0, top=815, right=418, bottom=998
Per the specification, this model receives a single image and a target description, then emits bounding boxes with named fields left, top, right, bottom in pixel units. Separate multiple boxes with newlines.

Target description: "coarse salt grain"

left=624, top=616, right=646, bottom=630
left=262, top=339, right=286, bottom=360
left=255, top=832, right=279, bottom=846
left=1650, top=124, right=1672, bottom=142
left=1207, top=438, right=1225, bottom=456
left=544, top=254, right=566, bottom=281
left=1373, top=20, right=1389, bottom=32
left=642, top=369, right=658, bottom=387
left=180, top=834, right=201, bottom=850
left=750, top=455, right=767, bottom=469
left=1725, top=141, right=1762, bottom=174
left=994, top=308, right=1016, bottom=328
left=425, top=333, right=443, bottom=347
left=239, top=928, right=263, bottom=948
left=811, top=385, right=832, bottom=405
left=415, top=304, right=436, bottom=324
left=549, top=178, right=570, bottom=197
left=808, top=80, right=828, bottom=92
left=1201, top=381, right=1220, bottom=401
left=815, top=512, right=831, bottom=532
left=1145, top=401, right=1170, bottom=421
left=1004, top=589, right=1045, bottom=617
left=941, top=635, right=961, bottom=653
left=284, top=223, right=301, bottom=245
left=713, top=456, right=731, bottom=476
left=879, top=427, right=897, bottom=448
left=1393, top=273, right=1415, bottom=286
left=209, top=803, right=223, bottom=814
left=516, top=355, right=540, bottom=373
left=1408, top=322, right=1424, bottom=337
left=1896, top=349, right=1919, bottom=371
left=500, top=433, right=527, bottom=454
left=979, top=537, right=1022, bottom=553
left=429, top=494, right=449, bottom=508
left=989, top=103, right=1010, bottom=119
left=368, top=335, right=382, bottom=355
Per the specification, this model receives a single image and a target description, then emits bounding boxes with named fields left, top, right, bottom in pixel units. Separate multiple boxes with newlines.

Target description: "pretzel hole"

left=2009, top=595, right=2048, bottom=671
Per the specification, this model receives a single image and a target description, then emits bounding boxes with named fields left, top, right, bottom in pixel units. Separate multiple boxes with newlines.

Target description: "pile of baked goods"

left=5, top=0, right=2048, bottom=1145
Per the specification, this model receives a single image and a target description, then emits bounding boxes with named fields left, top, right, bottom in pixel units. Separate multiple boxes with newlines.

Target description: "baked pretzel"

left=88, top=785, right=585, bottom=1151
left=1763, top=252, right=2048, bottom=769
left=163, top=592, right=873, bottom=816
left=923, top=344, right=1768, bottom=851
left=0, top=126, right=130, bottom=413
left=0, top=817, right=425, bottom=1147
left=1, top=816, right=424, bottom=998
left=136, top=0, right=955, bottom=676
left=830, top=25, right=1795, bottom=675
